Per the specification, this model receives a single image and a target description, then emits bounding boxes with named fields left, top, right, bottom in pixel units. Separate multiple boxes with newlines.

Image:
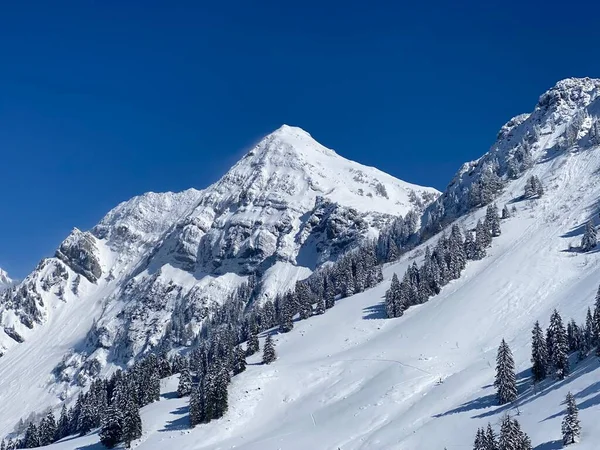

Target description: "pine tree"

left=232, top=345, right=247, bottom=375
left=485, top=204, right=501, bottom=237
left=531, top=321, right=548, bottom=383
left=262, top=335, right=276, bottom=365
left=56, top=404, right=70, bottom=441
left=189, top=383, right=204, bottom=427
left=561, top=391, right=581, bottom=445
left=77, top=399, right=95, bottom=435
left=385, top=273, right=401, bottom=318
left=581, top=220, right=597, bottom=252
left=99, top=405, right=123, bottom=449
left=121, top=397, right=142, bottom=448
left=594, top=286, right=600, bottom=351
left=246, top=326, right=260, bottom=356
left=501, top=205, right=510, bottom=219
left=473, top=427, right=486, bottom=450
left=39, top=410, right=57, bottom=446
left=315, top=296, right=326, bottom=315
left=495, top=339, right=517, bottom=405
left=485, top=423, right=498, bottom=450
left=177, top=365, right=192, bottom=397
left=23, top=422, right=39, bottom=449
left=474, top=220, right=488, bottom=259
left=548, top=309, right=570, bottom=379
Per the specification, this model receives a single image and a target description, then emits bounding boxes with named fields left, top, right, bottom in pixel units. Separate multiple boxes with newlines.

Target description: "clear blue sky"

left=1, top=0, right=600, bottom=278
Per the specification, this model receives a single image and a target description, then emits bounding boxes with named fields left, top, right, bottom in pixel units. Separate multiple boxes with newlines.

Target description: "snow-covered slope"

left=0, top=125, right=438, bottom=434
left=42, top=141, right=600, bottom=449
left=31, top=77, right=600, bottom=449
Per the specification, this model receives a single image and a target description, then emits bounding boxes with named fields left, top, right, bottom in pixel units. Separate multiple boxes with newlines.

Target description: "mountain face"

left=0, top=125, right=438, bottom=409
left=424, top=77, right=600, bottom=233
left=16, top=76, right=600, bottom=449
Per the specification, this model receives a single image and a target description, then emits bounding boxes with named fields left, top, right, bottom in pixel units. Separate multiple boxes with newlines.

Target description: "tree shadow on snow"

left=75, top=441, right=105, bottom=450
left=162, top=390, right=179, bottom=400
left=434, top=356, right=600, bottom=421
left=542, top=378, right=600, bottom=422
left=160, top=405, right=190, bottom=432
left=362, top=303, right=386, bottom=320
left=434, top=368, right=531, bottom=418
left=533, top=439, right=562, bottom=450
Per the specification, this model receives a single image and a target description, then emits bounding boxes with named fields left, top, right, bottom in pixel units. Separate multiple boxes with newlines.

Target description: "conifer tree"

left=121, top=397, right=142, bottom=448
left=473, top=427, right=486, bottom=450
left=262, top=335, right=276, bottom=365
left=501, top=205, right=510, bottom=219
left=495, top=339, right=517, bottom=405
left=232, top=345, right=247, bottom=375
left=56, top=404, right=70, bottom=441
left=531, top=321, right=548, bottom=383
left=485, top=423, right=498, bottom=450
left=315, top=296, right=326, bottom=315
left=385, top=273, right=401, bottom=318
left=39, top=410, right=57, bottom=446
left=474, top=220, right=488, bottom=259
left=246, top=326, right=260, bottom=356
left=485, top=204, right=501, bottom=237
left=189, top=383, right=204, bottom=427
left=561, top=391, right=581, bottom=445
left=548, top=309, right=569, bottom=379
left=581, top=220, right=597, bottom=252
left=99, top=406, right=123, bottom=449
left=177, top=365, right=192, bottom=397
left=23, top=422, right=39, bottom=449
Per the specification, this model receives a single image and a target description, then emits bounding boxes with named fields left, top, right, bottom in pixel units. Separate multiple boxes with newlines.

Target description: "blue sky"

left=1, top=0, right=600, bottom=277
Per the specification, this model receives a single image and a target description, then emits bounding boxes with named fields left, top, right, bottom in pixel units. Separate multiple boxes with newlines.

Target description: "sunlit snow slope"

left=42, top=82, right=600, bottom=449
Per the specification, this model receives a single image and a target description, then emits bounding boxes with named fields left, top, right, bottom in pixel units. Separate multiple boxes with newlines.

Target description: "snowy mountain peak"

left=536, top=77, right=600, bottom=116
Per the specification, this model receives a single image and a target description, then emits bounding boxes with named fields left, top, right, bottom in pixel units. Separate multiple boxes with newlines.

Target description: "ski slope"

left=36, top=143, right=600, bottom=449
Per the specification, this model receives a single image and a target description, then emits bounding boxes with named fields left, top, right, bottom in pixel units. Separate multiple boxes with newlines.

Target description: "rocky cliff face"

left=0, top=125, right=438, bottom=387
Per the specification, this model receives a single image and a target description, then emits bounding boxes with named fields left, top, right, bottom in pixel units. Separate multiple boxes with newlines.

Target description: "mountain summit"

left=0, top=126, right=438, bottom=430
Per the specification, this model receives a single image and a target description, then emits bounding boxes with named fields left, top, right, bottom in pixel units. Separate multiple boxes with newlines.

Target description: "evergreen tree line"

left=269, top=244, right=383, bottom=334
left=385, top=204, right=503, bottom=318
left=531, top=287, right=600, bottom=386
left=3, top=353, right=167, bottom=449
left=472, top=415, right=532, bottom=450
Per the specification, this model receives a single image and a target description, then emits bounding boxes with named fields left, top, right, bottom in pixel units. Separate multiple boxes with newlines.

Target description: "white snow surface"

left=23, top=111, right=600, bottom=447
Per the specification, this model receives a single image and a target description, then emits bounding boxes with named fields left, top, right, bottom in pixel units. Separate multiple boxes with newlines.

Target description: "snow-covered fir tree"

left=561, top=391, right=581, bottom=445
left=23, top=422, right=39, bottom=449
left=485, top=423, right=498, bottom=450
left=177, top=364, right=192, bottom=397
left=38, top=410, right=56, bottom=446
left=263, top=335, right=276, bottom=365
left=547, top=309, right=569, bottom=379
left=501, top=204, right=510, bottom=219
left=232, top=345, right=247, bottom=375
left=531, top=320, right=548, bottom=383
left=495, top=339, right=517, bottom=405
left=485, top=204, right=501, bottom=237
left=189, top=383, right=205, bottom=427
left=498, top=415, right=531, bottom=450
left=523, top=175, right=543, bottom=199
left=581, top=220, right=597, bottom=252
left=121, top=396, right=142, bottom=448
left=473, top=427, right=486, bottom=450
left=99, top=405, right=123, bottom=449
